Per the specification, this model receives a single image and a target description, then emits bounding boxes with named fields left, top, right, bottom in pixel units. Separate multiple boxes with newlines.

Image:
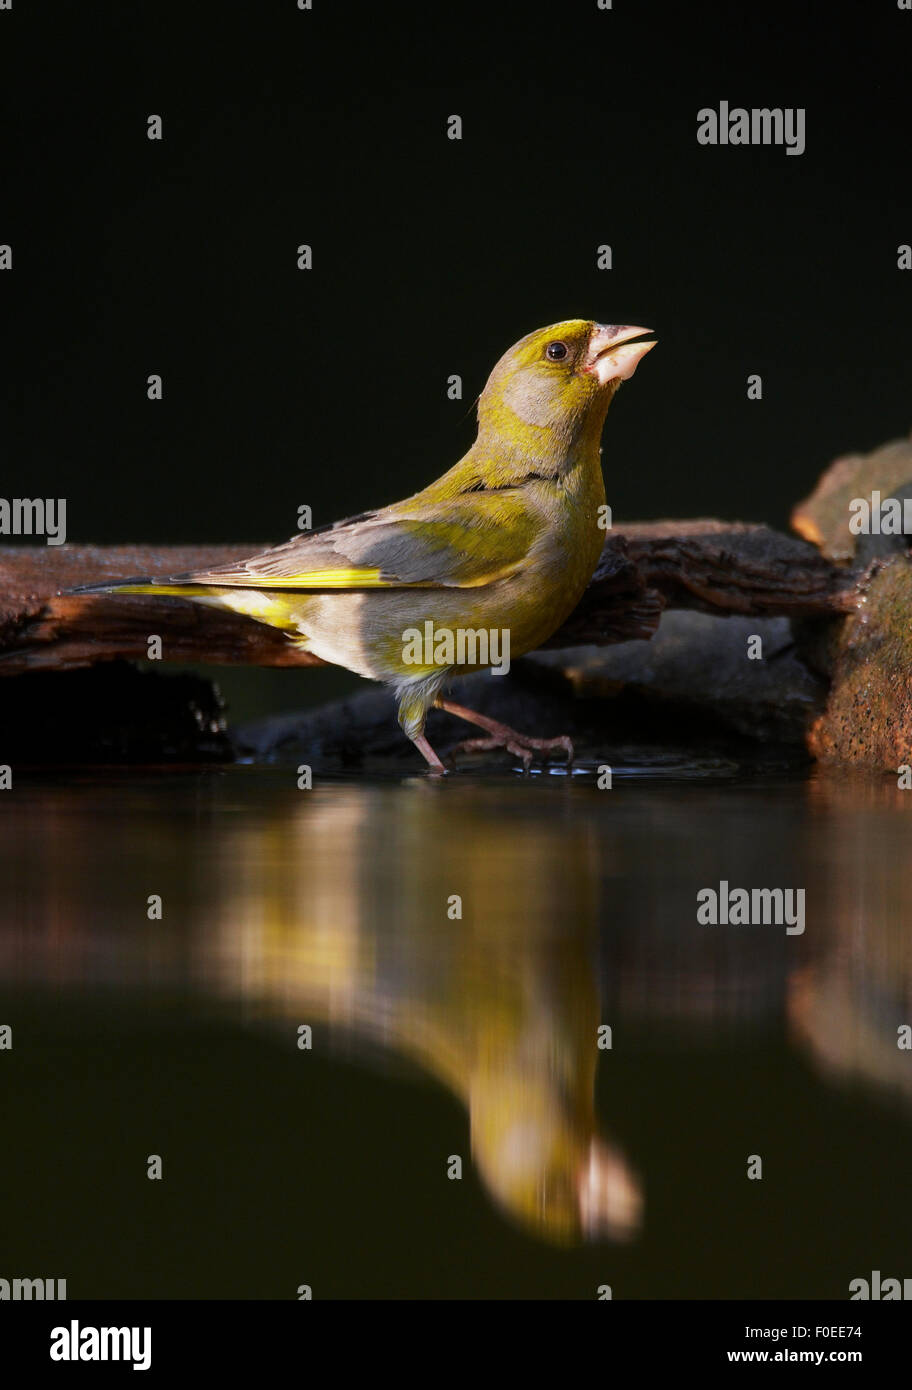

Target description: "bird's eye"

left=545, top=341, right=568, bottom=361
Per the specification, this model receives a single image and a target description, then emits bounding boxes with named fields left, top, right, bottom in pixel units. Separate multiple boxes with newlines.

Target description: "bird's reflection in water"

left=201, top=783, right=642, bottom=1244
left=4, top=767, right=912, bottom=1252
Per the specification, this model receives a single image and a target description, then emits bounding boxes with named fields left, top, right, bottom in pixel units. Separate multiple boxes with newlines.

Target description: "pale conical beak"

left=586, top=323, right=657, bottom=385
left=577, top=1138, right=643, bottom=1240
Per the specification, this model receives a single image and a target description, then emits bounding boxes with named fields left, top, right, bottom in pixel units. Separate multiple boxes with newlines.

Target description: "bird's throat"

left=465, top=393, right=612, bottom=490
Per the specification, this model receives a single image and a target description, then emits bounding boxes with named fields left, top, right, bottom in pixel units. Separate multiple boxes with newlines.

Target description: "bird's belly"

left=287, top=556, right=594, bottom=684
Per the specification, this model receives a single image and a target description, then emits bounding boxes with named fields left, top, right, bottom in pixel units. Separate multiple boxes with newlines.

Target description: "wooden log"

left=0, top=525, right=858, bottom=677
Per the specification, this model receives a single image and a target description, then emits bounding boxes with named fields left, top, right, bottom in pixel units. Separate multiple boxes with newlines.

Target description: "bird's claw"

left=448, top=732, right=574, bottom=772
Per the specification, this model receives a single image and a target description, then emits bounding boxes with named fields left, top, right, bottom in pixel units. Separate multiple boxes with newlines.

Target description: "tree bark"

left=0, top=525, right=857, bottom=676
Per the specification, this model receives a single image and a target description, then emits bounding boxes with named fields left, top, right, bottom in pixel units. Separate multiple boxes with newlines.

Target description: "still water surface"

left=1, top=764, right=910, bottom=1298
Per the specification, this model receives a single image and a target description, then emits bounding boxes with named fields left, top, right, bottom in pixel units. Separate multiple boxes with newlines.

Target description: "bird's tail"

left=62, top=573, right=311, bottom=637
left=61, top=574, right=205, bottom=599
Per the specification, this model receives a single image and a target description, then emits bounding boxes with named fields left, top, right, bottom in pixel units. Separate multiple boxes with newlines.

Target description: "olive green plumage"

left=76, top=319, right=656, bottom=768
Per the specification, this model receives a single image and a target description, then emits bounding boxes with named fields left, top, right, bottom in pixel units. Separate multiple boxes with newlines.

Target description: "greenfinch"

left=72, top=320, right=656, bottom=770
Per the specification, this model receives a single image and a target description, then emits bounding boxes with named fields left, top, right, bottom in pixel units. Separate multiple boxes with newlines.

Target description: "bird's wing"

left=184, top=495, right=541, bottom=590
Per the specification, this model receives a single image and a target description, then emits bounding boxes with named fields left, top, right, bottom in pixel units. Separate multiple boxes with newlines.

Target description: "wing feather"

left=184, top=494, right=539, bottom=591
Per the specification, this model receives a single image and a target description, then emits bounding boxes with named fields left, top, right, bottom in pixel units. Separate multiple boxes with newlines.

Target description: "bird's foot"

left=448, top=727, right=574, bottom=772
left=412, top=733, right=448, bottom=774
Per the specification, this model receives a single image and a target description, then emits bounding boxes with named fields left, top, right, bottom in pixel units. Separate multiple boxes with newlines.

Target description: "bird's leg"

left=435, top=698, right=574, bottom=770
left=410, top=733, right=447, bottom=774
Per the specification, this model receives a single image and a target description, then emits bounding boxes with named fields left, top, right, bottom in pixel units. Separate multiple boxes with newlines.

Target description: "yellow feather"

left=229, top=569, right=387, bottom=589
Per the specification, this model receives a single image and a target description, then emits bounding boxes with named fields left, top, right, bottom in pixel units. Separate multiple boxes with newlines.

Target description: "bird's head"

left=469, top=1077, right=644, bottom=1244
left=477, top=319, right=656, bottom=450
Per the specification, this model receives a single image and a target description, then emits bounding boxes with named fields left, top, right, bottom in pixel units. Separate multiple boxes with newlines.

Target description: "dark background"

left=2, top=0, right=910, bottom=548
